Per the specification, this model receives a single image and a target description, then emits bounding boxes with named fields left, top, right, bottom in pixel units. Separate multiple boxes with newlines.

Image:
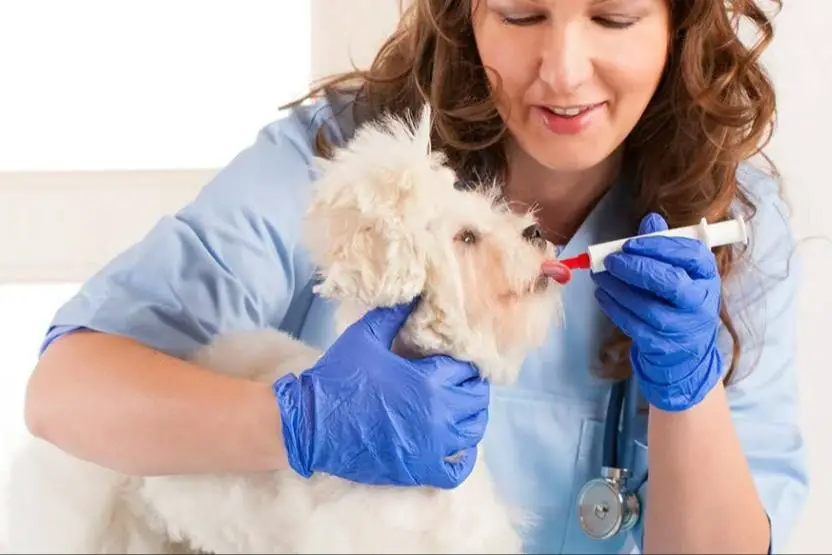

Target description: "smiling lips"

left=545, top=102, right=602, bottom=116
left=537, top=102, right=606, bottom=135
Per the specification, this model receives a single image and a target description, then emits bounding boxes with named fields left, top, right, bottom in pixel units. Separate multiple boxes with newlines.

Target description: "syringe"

left=559, top=216, right=749, bottom=273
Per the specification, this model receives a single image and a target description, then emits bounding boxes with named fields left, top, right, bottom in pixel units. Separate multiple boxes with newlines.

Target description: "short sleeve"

left=630, top=163, right=809, bottom=553
left=40, top=104, right=339, bottom=359
left=723, top=164, right=809, bottom=552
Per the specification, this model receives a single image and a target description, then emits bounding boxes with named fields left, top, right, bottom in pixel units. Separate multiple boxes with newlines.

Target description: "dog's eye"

left=455, top=228, right=480, bottom=245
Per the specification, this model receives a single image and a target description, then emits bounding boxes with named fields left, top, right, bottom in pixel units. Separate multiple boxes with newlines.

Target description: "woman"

left=24, top=0, right=807, bottom=553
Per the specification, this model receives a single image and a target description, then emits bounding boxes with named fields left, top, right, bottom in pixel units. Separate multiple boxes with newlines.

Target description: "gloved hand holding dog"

left=273, top=299, right=490, bottom=489
left=593, top=212, right=724, bottom=412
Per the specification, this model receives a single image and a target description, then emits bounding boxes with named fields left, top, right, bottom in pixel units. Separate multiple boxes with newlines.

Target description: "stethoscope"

left=577, top=375, right=642, bottom=540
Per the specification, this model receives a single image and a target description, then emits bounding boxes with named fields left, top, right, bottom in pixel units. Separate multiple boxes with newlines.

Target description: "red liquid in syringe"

left=558, top=252, right=591, bottom=270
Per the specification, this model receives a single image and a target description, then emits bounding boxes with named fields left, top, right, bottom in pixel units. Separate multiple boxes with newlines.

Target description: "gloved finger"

left=623, top=236, right=717, bottom=280
left=418, top=354, right=482, bottom=387
left=603, top=252, right=708, bottom=309
left=360, top=297, right=420, bottom=347
left=593, top=271, right=681, bottom=332
left=638, top=212, right=669, bottom=234
left=437, top=447, right=477, bottom=490
left=442, top=375, right=491, bottom=420
left=594, top=286, right=657, bottom=341
left=452, top=406, right=489, bottom=445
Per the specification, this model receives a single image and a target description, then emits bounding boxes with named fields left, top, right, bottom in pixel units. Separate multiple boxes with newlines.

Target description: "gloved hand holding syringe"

left=544, top=211, right=751, bottom=411
left=542, top=216, right=749, bottom=282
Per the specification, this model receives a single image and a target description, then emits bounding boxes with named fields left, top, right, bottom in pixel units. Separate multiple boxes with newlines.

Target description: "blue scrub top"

left=40, top=91, right=808, bottom=554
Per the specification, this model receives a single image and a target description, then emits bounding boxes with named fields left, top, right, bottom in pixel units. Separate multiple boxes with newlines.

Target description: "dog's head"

left=302, top=106, right=562, bottom=384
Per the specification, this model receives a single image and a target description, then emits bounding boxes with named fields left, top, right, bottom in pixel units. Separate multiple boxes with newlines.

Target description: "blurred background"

left=0, top=1, right=829, bottom=552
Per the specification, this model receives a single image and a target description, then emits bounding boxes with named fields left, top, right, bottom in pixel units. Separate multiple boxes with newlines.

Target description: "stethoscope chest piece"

left=577, top=467, right=640, bottom=540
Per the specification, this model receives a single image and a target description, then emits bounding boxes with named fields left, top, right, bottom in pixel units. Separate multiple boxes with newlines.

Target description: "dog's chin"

left=533, top=273, right=551, bottom=293
left=520, top=272, right=553, bottom=295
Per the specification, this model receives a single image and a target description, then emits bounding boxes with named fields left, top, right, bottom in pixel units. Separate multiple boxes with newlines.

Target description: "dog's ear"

left=302, top=105, right=448, bottom=307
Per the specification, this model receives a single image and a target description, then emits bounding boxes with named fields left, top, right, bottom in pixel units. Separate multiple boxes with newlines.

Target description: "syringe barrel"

left=586, top=217, right=748, bottom=273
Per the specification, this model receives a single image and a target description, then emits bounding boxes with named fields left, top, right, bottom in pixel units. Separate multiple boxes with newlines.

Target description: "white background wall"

left=0, top=1, right=829, bottom=552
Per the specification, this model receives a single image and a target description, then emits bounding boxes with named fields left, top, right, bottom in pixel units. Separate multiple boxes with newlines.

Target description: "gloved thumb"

left=639, top=212, right=669, bottom=235
left=360, top=297, right=420, bottom=348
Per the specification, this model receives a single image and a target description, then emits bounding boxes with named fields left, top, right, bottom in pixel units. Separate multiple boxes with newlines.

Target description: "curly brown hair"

left=288, top=0, right=782, bottom=384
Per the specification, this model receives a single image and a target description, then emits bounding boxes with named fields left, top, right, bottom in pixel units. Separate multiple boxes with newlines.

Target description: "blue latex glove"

left=272, top=299, right=490, bottom=489
left=592, top=213, right=724, bottom=412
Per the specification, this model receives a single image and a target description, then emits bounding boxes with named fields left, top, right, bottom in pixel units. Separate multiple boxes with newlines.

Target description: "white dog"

left=5, top=106, right=562, bottom=554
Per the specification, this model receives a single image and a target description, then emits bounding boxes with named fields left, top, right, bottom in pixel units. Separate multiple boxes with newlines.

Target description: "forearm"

left=643, top=381, right=769, bottom=554
left=25, top=330, right=289, bottom=476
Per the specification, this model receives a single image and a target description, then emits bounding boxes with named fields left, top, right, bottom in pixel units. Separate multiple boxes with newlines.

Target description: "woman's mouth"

left=545, top=103, right=601, bottom=117
left=536, top=102, right=606, bottom=135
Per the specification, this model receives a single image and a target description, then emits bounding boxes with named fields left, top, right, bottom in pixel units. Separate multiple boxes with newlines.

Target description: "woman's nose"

left=538, top=24, right=593, bottom=95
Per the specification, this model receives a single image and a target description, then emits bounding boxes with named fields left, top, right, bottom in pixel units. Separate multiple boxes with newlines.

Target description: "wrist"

left=272, top=373, right=314, bottom=478
left=635, top=347, right=723, bottom=412
left=226, top=378, right=294, bottom=473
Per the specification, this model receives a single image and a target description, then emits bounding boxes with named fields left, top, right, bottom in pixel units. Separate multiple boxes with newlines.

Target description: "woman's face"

left=471, top=0, right=671, bottom=173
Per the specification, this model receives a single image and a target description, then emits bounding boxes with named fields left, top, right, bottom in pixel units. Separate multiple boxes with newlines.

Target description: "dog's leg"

left=5, top=436, right=175, bottom=554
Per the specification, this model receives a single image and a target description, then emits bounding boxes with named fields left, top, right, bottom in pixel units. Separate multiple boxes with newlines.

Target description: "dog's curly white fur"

left=4, top=106, right=562, bottom=554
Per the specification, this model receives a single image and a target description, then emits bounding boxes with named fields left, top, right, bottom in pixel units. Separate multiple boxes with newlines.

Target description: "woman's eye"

left=501, top=14, right=545, bottom=26
left=593, top=16, right=638, bottom=29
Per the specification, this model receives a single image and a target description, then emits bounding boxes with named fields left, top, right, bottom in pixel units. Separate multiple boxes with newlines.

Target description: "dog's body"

left=143, top=329, right=526, bottom=554
left=8, top=329, right=524, bottom=554
left=5, top=107, right=562, bottom=554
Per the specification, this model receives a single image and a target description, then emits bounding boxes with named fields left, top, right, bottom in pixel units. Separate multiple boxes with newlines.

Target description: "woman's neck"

left=501, top=140, right=623, bottom=245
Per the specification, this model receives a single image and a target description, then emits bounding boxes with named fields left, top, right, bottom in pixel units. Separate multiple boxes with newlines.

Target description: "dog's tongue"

left=542, top=260, right=572, bottom=285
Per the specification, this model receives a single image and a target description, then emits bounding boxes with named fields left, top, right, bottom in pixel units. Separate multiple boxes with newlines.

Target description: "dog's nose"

left=522, top=224, right=545, bottom=247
